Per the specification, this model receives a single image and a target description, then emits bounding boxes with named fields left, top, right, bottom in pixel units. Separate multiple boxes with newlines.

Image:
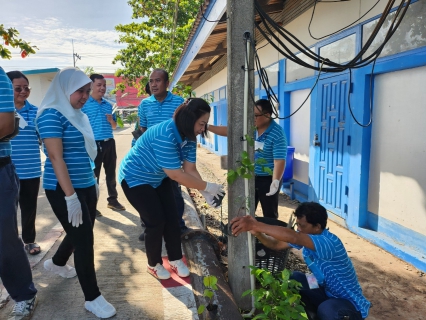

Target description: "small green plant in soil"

left=243, top=266, right=308, bottom=320
left=227, top=134, right=272, bottom=184
left=197, top=275, right=218, bottom=315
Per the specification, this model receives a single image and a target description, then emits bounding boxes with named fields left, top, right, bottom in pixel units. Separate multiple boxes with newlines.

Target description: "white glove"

left=200, top=190, right=221, bottom=208
left=95, top=183, right=99, bottom=200
left=204, top=182, right=225, bottom=200
left=266, top=179, right=280, bottom=196
left=65, top=192, right=83, bottom=227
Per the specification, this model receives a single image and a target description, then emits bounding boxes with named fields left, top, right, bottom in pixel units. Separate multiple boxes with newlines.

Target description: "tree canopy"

left=113, top=0, right=203, bottom=93
left=1, top=24, right=37, bottom=59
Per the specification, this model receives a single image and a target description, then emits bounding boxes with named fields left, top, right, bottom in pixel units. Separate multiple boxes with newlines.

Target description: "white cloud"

left=1, top=16, right=127, bottom=73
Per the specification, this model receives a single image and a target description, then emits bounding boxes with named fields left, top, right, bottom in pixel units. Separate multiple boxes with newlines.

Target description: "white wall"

left=290, top=89, right=311, bottom=184
left=194, top=68, right=227, bottom=98
left=368, top=65, right=426, bottom=236
left=26, top=72, right=57, bottom=106
left=256, top=0, right=400, bottom=68
left=194, top=0, right=398, bottom=94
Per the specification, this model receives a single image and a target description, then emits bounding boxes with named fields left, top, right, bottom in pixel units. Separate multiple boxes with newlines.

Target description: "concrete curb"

left=181, top=188, right=242, bottom=320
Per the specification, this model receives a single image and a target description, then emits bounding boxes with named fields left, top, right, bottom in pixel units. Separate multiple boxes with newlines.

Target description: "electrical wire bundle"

left=251, top=0, right=412, bottom=126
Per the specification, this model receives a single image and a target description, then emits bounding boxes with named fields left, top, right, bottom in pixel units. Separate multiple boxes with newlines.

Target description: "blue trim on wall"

left=189, top=0, right=426, bottom=271
left=23, top=68, right=59, bottom=75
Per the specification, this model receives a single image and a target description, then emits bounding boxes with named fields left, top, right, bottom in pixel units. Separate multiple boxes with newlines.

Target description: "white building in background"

left=22, top=68, right=59, bottom=106
left=172, top=0, right=426, bottom=272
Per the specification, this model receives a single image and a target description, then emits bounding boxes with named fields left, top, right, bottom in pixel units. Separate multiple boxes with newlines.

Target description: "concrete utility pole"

left=227, top=0, right=255, bottom=311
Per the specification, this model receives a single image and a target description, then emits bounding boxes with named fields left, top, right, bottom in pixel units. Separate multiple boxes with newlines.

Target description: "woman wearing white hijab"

left=36, top=68, right=116, bottom=318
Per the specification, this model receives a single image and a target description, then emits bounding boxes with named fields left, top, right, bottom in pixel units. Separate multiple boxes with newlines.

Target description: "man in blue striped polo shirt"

left=208, top=99, right=287, bottom=219
left=136, top=69, right=188, bottom=239
left=82, top=74, right=125, bottom=214
left=0, top=66, right=38, bottom=319
left=231, top=202, right=371, bottom=320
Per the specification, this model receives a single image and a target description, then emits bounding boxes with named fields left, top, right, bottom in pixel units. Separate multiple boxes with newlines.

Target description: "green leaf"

left=204, top=289, right=214, bottom=299
left=116, top=116, right=124, bottom=128
left=242, top=289, right=252, bottom=297
left=242, top=173, right=253, bottom=179
left=227, top=170, right=238, bottom=184
left=197, top=305, right=205, bottom=314
left=263, top=167, right=273, bottom=175
left=203, top=275, right=217, bottom=287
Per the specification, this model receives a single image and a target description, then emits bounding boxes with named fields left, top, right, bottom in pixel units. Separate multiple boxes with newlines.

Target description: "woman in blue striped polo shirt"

left=7, top=71, right=42, bottom=256
left=36, top=68, right=116, bottom=319
left=119, top=98, right=225, bottom=280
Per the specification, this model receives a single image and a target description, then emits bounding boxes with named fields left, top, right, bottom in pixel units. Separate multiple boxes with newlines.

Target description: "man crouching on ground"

left=231, top=202, right=371, bottom=320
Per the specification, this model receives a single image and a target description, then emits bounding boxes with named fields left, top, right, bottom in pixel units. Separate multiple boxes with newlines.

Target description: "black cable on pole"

left=254, top=0, right=411, bottom=72
left=251, top=0, right=412, bottom=126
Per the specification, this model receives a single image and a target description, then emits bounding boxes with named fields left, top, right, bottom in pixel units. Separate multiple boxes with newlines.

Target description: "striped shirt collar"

left=146, top=91, right=174, bottom=104
left=88, top=96, right=108, bottom=105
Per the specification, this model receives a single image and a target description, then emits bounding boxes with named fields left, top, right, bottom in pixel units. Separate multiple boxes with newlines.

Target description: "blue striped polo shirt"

left=290, top=229, right=371, bottom=318
left=0, top=67, right=14, bottom=157
left=119, top=119, right=196, bottom=188
left=138, top=91, right=184, bottom=128
left=82, top=96, right=116, bottom=141
left=11, top=101, right=41, bottom=179
left=254, top=120, right=287, bottom=176
left=37, top=109, right=96, bottom=190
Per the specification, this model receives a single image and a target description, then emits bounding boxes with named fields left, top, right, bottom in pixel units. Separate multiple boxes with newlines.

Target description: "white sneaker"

left=44, top=259, right=77, bottom=278
left=85, top=295, right=116, bottom=319
left=8, top=295, right=37, bottom=320
left=169, top=259, right=190, bottom=278
left=147, top=263, right=171, bottom=280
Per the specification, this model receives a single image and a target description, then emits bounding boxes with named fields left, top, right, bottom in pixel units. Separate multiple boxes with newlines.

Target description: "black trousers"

left=45, top=183, right=101, bottom=301
left=0, top=160, right=37, bottom=302
left=94, top=139, right=118, bottom=203
left=121, top=178, right=183, bottom=267
left=255, top=175, right=282, bottom=219
left=291, top=272, right=363, bottom=320
left=171, top=180, right=186, bottom=228
left=19, top=177, right=40, bottom=244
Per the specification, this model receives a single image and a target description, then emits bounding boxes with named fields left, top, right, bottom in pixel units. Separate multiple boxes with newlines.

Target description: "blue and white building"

left=172, top=0, right=426, bottom=271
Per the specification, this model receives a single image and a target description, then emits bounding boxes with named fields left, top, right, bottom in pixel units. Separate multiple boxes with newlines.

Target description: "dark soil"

left=188, top=159, right=309, bottom=274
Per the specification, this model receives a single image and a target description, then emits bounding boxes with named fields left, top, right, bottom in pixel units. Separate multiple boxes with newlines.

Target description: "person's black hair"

left=6, top=71, right=29, bottom=84
left=151, top=68, right=169, bottom=82
left=293, top=202, right=328, bottom=230
left=89, top=74, right=104, bottom=82
left=255, top=99, right=273, bottom=115
left=145, top=82, right=151, bottom=96
left=174, top=98, right=210, bottom=141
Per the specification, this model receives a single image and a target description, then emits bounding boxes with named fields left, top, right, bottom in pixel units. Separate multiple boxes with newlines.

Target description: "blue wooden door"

left=314, top=74, right=350, bottom=218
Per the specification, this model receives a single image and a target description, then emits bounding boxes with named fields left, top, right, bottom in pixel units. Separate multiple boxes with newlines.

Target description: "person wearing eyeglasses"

left=1, top=66, right=38, bottom=319
left=208, top=99, right=287, bottom=219
left=6, top=71, right=42, bottom=256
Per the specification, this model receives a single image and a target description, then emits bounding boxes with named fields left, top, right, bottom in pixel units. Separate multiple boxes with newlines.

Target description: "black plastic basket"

left=254, top=217, right=290, bottom=275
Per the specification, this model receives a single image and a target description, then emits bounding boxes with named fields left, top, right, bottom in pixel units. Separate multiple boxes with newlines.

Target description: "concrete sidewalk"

left=0, top=126, right=199, bottom=320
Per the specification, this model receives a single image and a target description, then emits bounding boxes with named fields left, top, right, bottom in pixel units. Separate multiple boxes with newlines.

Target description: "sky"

left=0, top=0, right=138, bottom=74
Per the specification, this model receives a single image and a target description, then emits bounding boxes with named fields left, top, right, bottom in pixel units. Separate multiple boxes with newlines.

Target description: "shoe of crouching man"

left=84, top=295, right=116, bottom=319
left=8, top=295, right=37, bottom=320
